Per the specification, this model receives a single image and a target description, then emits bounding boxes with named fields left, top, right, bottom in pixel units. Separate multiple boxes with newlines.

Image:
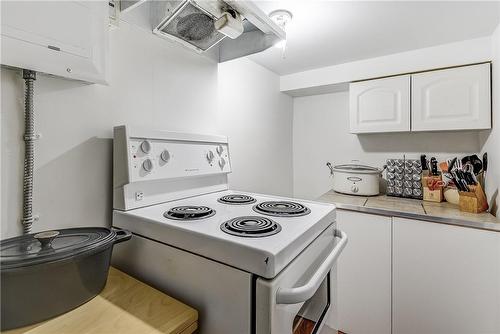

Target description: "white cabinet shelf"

left=348, top=63, right=491, bottom=133
left=411, top=63, right=491, bottom=131
left=349, top=75, right=410, bottom=133
left=1, top=1, right=109, bottom=84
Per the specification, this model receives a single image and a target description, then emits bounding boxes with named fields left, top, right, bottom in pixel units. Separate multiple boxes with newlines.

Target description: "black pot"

left=0, top=227, right=131, bottom=330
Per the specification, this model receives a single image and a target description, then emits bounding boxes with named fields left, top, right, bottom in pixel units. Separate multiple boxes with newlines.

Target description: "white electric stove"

left=112, top=126, right=347, bottom=334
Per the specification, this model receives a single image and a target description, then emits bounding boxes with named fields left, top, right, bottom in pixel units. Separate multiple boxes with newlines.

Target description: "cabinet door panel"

left=349, top=75, right=410, bottom=133
left=330, top=211, right=392, bottom=334
left=411, top=63, right=491, bottom=131
left=393, top=218, right=500, bottom=334
left=2, top=2, right=91, bottom=57
left=1, top=1, right=108, bottom=84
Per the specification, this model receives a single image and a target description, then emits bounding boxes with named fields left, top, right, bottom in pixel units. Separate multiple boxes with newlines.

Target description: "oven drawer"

left=255, top=224, right=348, bottom=334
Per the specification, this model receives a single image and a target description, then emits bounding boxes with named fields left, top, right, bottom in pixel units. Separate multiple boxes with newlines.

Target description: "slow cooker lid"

left=333, top=163, right=381, bottom=173
left=0, top=227, right=115, bottom=269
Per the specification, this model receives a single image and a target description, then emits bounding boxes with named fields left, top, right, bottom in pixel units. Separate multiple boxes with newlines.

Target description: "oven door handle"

left=276, top=229, right=348, bottom=305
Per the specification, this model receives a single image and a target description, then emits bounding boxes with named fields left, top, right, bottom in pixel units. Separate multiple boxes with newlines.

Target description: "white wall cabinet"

left=1, top=1, right=108, bottom=84
left=330, top=210, right=392, bottom=334
left=349, top=63, right=491, bottom=133
left=349, top=75, right=411, bottom=133
left=411, top=63, right=491, bottom=131
left=393, top=218, right=500, bottom=334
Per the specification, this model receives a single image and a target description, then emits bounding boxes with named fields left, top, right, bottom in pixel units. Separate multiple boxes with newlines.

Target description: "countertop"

left=4, top=267, right=198, bottom=334
left=318, top=190, right=500, bottom=232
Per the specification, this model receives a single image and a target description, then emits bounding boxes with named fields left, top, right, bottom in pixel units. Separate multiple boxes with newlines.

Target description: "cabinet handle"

left=47, top=45, right=61, bottom=51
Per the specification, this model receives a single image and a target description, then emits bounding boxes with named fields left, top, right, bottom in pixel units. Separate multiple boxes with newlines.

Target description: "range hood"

left=121, top=0, right=285, bottom=62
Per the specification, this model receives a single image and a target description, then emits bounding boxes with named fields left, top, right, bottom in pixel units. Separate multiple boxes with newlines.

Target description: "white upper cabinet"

left=349, top=75, right=411, bottom=133
left=1, top=1, right=108, bottom=84
left=411, top=63, right=491, bottom=131
left=348, top=63, right=491, bottom=133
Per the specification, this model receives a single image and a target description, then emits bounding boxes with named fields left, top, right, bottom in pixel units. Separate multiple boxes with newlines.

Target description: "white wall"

left=281, top=36, right=492, bottom=94
left=293, top=92, right=484, bottom=200
left=1, top=20, right=293, bottom=238
left=217, top=58, right=293, bottom=197
left=480, top=23, right=500, bottom=216
left=0, top=20, right=219, bottom=239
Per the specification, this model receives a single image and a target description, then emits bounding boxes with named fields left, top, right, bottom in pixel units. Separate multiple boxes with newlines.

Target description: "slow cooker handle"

left=326, top=162, right=334, bottom=176
left=113, top=229, right=132, bottom=244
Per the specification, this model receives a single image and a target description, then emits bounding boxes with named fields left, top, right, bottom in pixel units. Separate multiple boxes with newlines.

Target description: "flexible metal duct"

left=21, top=69, right=36, bottom=234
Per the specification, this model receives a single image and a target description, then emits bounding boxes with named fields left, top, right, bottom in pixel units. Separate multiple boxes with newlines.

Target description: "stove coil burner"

left=217, top=194, right=256, bottom=205
left=253, top=201, right=311, bottom=217
left=164, top=206, right=216, bottom=220
left=220, top=216, right=281, bottom=237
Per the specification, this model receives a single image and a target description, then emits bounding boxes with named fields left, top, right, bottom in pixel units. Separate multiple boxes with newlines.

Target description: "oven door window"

left=292, top=273, right=331, bottom=334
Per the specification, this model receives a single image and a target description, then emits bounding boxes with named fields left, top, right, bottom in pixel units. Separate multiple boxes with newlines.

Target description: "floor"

left=293, top=318, right=338, bottom=334
left=320, top=325, right=338, bottom=334
left=293, top=317, right=316, bottom=334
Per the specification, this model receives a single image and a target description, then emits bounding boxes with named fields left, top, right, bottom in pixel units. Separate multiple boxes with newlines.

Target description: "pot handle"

left=34, top=230, right=60, bottom=248
left=113, top=229, right=132, bottom=244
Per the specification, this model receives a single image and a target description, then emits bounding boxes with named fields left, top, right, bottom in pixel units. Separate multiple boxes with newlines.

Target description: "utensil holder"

left=422, top=176, right=443, bottom=202
left=458, top=183, right=489, bottom=213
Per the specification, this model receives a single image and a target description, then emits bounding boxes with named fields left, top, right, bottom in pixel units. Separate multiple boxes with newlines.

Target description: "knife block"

left=458, top=183, right=489, bottom=213
left=422, top=176, right=443, bottom=202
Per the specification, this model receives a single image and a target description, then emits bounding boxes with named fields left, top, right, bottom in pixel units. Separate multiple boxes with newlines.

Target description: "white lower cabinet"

left=392, top=218, right=500, bottom=334
left=333, top=210, right=392, bottom=334
left=330, top=211, right=500, bottom=334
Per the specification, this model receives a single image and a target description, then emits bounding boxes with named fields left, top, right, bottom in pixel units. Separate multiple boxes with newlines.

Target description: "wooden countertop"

left=319, top=190, right=500, bottom=232
left=4, top=267, right=198, bottom=334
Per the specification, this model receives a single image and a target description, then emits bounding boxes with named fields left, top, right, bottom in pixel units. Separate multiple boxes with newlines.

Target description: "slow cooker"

left=329, top=162, right=384, bottom=196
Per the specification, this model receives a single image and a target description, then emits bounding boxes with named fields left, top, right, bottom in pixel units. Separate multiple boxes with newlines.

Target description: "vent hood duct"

left=146, top=0, right=285, bottom=62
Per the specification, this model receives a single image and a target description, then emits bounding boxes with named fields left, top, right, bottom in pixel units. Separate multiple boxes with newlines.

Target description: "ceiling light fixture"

left=269, top=9, right=292, bottom=59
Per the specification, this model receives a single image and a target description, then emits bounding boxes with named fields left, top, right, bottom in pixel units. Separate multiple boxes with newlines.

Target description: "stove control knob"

left=351, top=185, right=359, bottom=193
left=206, top=150, right=215, bottom=163
left=216, top=145, right=223, bottom=156
left=160, top=150, right=170, bottom=163
left=219, top=157, right=226, bottom=170
left=142, top=158, right=153, bottom=173
left=140, top=140, right=152, bottom=154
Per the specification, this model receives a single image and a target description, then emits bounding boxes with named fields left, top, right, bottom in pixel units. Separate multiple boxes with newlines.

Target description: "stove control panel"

left=127, top=137, right=230, bottom=182
left=113, top=126, right=232, bottom=210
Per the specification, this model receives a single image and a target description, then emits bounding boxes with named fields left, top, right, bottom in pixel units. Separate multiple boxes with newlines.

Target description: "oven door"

left=255, top=225, right=348, bottom=334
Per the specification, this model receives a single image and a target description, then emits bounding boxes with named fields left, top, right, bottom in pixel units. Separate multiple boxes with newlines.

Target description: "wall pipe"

left=21, top=69, right=36, bottom=234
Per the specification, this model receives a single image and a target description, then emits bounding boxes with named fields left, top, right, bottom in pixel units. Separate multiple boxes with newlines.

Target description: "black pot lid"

left=0, top=227, right=115, bottom=269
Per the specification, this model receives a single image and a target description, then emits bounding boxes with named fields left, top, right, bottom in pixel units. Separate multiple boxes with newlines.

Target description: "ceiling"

left=249, top=1, right=500, bottom=75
